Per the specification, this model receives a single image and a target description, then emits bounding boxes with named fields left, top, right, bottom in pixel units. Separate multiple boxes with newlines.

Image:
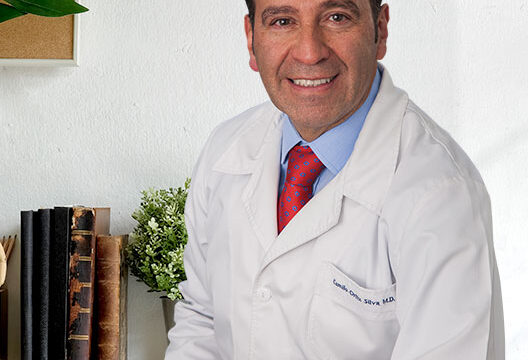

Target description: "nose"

left=291, top=24, right=330, bottom=65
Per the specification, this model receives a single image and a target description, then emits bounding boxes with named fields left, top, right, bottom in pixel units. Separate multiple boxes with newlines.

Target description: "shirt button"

left=257, top=287, right=272, bottom=302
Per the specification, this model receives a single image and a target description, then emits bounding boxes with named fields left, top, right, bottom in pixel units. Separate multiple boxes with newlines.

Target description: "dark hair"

left=245, top=0, right=383, bottom=41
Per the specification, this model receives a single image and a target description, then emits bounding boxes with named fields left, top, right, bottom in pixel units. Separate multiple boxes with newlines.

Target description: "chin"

left=287, top=107, right=339, bottom=125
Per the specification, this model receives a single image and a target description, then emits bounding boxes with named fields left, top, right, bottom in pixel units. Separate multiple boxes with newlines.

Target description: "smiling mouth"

left=289, top=75, right=337, bottom=88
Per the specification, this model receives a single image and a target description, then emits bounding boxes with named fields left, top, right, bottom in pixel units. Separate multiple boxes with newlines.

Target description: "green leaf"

left=0, top=3, right=26, bottom=23
left=126, top=179, right=191, bottom=299
left=4, top=0, right=88, bottom=17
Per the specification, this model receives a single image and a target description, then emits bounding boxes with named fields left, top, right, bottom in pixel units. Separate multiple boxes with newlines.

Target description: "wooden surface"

left=0, top=1, right=74, bottom=60
left=0, top=244, right=5, bottom=288
left=0, top=286, right=7, bottom=360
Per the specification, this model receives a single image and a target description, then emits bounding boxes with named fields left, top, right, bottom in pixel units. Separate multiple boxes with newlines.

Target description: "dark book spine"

left=49, top=207, right=72, bottom=360
left=34, top=209, right=51, bottom=360
left=94, top=235, right=128, bottom=360
left=67, top=207, right=96, bottom=360
left=20, top=210, right=34, bottom=360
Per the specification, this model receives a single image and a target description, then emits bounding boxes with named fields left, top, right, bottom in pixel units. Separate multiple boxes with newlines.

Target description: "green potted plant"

left=0, top=0, right=88, bottom=24
left=126, top=179, right=190, bottom=333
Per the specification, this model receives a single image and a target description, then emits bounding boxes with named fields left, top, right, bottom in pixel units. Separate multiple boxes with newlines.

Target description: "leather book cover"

left=94, top=235, right=128, bottom=360
left=94, top=208, right=110, bottom=238
left=34, top=208, right=51, bottom=360
left=67, top=207, right=110, bottom=360
left=67, top=207, right=96, bottom=360
left=21, top=210, right=34, bottom=360
left=49, top=207, right=72, bottom=360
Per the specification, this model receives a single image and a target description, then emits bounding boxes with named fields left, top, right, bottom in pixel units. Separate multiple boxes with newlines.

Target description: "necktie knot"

left=285, top=145, right=325, bottom=188
left=278, top=145, right=325, bottom=233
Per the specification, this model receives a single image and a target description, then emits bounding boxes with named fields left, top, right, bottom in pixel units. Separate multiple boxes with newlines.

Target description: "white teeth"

left=292, top=77, right=333, bottom=87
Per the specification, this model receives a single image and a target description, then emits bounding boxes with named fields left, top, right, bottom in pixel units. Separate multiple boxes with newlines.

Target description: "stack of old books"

left=21, top=207, right=128, bottom=360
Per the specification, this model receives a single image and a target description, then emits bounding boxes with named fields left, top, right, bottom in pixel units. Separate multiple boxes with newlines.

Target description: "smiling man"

left=165, top=0, right=504, bottom=359
left=246, top=0, right=384, bottom=143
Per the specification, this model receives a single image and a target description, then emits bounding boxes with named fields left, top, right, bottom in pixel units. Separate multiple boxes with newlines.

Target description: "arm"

left=390, top=178, right=504, bottom=359
left=165, top=152, right=221, bottom=359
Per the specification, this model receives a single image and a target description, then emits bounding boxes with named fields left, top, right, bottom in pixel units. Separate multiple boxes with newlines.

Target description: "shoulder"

left=201, top=101, right=278, bottom=160
left=382, top=99, right=490, bottom=226
left=187, top=101, right=279, bottom=209
left=194, top=101, right=277, bottom=166
left=190, top=101, right=280, bottom=185
left=396, top=100, right=485, bottom=190
left=210, top=101, right=277, bottom=144
left=383, top=101, right=494, bottom=276
left=408, top=101, right=482, bottom=180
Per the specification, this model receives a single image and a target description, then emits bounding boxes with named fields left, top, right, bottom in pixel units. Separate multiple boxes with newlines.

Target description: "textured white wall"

left=0, top=1, right=526, bottom=359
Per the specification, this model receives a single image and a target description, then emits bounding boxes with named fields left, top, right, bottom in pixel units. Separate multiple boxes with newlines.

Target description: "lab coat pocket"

left=307, top=262, right=399, bottom=360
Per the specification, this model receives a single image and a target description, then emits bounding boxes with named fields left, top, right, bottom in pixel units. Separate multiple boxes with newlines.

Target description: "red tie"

left=278, top=145, right=325, bottom=233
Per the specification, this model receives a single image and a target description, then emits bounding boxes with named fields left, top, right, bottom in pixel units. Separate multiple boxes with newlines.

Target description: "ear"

left=376, top=4, right=390, bottom=60
left=244, top=15, right=259, bottom=72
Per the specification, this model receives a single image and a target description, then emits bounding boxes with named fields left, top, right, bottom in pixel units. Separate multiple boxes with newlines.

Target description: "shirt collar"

left=281, top=68, right=381, bottom=175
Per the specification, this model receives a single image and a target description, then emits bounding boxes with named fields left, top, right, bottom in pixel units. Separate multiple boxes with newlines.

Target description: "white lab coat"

left=166, top=68, right=504, bottom=359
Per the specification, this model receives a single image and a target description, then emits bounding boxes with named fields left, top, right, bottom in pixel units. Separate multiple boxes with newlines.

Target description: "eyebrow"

left=261, top=6, right=298, bottom=24
left=260, top=1, right=361, bottom=25
left=319, top=0, right=361, bottom=18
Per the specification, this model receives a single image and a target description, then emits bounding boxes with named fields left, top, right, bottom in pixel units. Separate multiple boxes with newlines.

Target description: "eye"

left=329, top=13, right=347, bottom=22
left=271, top=18, right=292, bottom=27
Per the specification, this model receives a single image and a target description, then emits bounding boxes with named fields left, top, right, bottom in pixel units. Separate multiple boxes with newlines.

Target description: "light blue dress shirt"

left=279, top=68, right=381, bottom=195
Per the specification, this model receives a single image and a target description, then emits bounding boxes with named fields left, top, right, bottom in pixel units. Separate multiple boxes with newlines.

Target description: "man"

left=166, top=0, right=505, bottom=358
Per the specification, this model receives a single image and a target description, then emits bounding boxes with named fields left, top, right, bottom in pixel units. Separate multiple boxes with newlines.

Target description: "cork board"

left=0, top=1, right=77, bottom=63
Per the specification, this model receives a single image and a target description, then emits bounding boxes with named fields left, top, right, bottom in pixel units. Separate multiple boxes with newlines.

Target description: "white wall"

left=1, top=1, right=526, bottom=359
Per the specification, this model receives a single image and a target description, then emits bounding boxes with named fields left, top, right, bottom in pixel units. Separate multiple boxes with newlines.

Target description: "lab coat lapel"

left=261, top=172, right=345, bottom=268
left=341, top=67, right=408, bottom=213
left=240, top=128, right=282, bottom=251
left=213, top=103, right=283, bottom=251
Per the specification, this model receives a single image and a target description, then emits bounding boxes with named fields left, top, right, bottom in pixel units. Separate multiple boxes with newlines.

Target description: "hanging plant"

left=0, top=0, right=88, bottom=24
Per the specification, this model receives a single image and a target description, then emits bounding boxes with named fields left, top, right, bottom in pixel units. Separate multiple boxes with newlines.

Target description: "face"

left=245, top=0, right=389, bottom=141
